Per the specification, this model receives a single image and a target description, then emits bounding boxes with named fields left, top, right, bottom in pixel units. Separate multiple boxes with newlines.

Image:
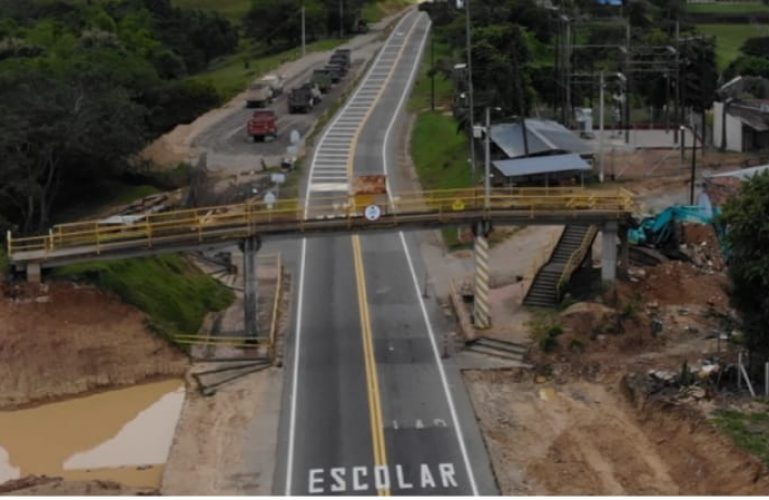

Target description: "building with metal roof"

left=492, top=153, right=591, bottom=186
left=488, top=118, right=594, bottom=160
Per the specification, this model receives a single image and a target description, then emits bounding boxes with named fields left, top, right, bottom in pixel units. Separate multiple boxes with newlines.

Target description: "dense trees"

left=243, top=0, right=373, bottom=51
left=721, top=171, right=769, bottom=363
left=725, top=36, right=769, bottom=81
left=0, top=0, right=237, bottom=235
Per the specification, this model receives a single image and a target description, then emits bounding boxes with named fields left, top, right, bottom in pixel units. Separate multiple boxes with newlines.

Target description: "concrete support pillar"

left=473, top=226, right=491, bottom=329
left=243, top=237, right=259, bottom=338
left=601, top=221, right=618, bottom=283
left=619, top=225, right=630, bottom=270
left=26, top=262, right=41, bottom=284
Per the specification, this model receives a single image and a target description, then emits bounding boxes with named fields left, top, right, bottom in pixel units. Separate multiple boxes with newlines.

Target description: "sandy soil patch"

left=161, top=367, right=282, bottom=495
left=465, top=370, right=769, bottom=495
left=0, top=475, right=156, bottom=495
left=0, top=282, right=188, bottom=409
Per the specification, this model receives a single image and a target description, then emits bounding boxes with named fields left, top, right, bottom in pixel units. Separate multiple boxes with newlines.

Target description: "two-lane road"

left=274, top=9, right=497, bottom=495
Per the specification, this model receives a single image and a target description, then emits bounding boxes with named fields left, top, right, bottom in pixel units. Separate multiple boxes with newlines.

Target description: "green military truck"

left=311, top=69, right=333, bottom=93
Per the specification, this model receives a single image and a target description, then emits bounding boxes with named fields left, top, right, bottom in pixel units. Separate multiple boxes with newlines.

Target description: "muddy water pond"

left=0, top=378, right=185, bottom=488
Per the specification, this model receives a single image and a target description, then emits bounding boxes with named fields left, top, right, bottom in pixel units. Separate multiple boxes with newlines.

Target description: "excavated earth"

left=0, top=281, right=188, bottom=410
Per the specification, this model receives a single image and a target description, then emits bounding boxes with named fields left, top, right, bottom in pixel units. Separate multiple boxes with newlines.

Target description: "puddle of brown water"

left=0, top=379, right=183, bottom=488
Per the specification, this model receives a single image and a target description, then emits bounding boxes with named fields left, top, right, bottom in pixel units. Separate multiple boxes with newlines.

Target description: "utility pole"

left=430, top=28, right=435, bottom=112
left=464, top=0, right=477, bottom=180
left=599, top=71, right=605, bottom=183
left=339, top=0, right=344, bottom=38
left=565, top=17, right=572, bottom=127
left=675, top=19, right=681, bottom=143
left=690, top=124, right=697, bottom=205
left=624, top=20, right=631, bottom=144
left=301, top=4, right=306, bottom=57
left=485, top=107, right=491, bottom=209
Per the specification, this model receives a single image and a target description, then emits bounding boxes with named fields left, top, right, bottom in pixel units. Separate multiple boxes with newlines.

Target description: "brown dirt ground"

left=614, top=260, right=730, bottom=310
left=0, top=281, right=189, bottom=410
left=463, top=229, right=769, bottom=495
left=0, top=476, right=155, bottom=495
left=465, top=369, right=769, bottom=495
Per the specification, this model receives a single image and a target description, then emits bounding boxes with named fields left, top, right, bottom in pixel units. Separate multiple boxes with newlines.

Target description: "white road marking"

left=310, top=182, right=349, bottom=192
left=378, top=15, right=481, bottom=496
left=306, top=463, right=458, bottom=494
left=226, top=123, right=245, bottom=140
left=285, top=11, right=420, bottom=495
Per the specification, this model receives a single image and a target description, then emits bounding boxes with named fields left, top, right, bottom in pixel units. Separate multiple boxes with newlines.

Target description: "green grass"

left=698, top=23, right=769, bottom=70
left=711, top=407, right=769, bottom=467
left=363, top=0, right=414, bottom=23
left=171, top=0, right=251, bottom=23
left=408, top=38, right=468, bottom=190
left=687, top=2, right=769, bottom=13
left=189, top=38, right=346, bottom=101
left=407, top=38, right=474, bottom=248
left=53, top=255, right=235, bottom=340
left=411, top=112, right=472, bottom=190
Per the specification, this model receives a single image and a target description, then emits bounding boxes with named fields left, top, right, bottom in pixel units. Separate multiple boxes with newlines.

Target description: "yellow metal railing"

left=557, top=225, right=600, bottom=293
left=523, top=229, right=561, bottom=297
left=7, top=187, right=635, bottom=260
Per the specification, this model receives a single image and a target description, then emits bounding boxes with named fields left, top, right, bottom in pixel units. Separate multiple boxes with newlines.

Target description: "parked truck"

left=333, top=48, right=351, bottom=66
left=324, top=63, right=345, bottom=83
left=245, top=81, right=273, bottom=108
left=329, top=53, right=349, bottom=72
left=311, top=69, right=333, bottom=93
left=248, top=109, right=278, bottom=141
left=261, top=74, right=285, bottom=96
left=288, top=83, right=320, bottom=113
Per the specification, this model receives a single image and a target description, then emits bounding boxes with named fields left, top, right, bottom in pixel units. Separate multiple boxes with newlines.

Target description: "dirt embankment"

left=0, top=476, right=155, bottom=495
left=465, top=369, right=769, bottom=495
left=0, top=281, right=189, bottom=409
left=463, top=220, right=769, bottom=495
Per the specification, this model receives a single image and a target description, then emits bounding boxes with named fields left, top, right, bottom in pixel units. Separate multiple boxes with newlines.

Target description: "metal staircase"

left=523, top=224, right=598, bottom=308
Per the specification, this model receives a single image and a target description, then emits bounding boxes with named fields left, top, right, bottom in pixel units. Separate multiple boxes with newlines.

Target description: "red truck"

left=248, top=109, right=277, bottom=141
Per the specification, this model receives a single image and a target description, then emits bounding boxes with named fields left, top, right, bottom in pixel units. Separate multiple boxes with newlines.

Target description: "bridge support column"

left=473, top=226, right=491, bottom=329
left=26, top=263, right=41, bottom=284
left=243, top=237, right=260, bottom=338
left=619, top=225, right=630, bottom=270
left=601, top=221, right=618, bottom=283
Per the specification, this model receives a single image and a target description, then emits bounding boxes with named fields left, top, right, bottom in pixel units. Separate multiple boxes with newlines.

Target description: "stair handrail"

left=523, top=228, right=562, bottom=299
left=556, top=225, right=599, bottom=295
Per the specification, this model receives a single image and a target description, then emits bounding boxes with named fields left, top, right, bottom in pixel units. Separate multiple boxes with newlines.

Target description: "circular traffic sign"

left=364, top=204, right=382, bottom=221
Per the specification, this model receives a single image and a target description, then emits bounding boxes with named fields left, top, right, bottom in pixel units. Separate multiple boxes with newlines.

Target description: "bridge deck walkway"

left=8, top=187, right=635, bottom=268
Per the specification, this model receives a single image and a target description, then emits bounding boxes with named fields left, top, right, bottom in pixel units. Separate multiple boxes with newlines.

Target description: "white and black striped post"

left=473, top=224, right=491, bottom=329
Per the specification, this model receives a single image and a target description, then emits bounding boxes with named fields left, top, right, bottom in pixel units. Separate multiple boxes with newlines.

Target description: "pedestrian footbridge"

left=7, top=187, right=636, bottom=280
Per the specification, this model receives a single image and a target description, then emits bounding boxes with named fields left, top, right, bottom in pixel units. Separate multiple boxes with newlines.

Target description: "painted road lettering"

left=391, top=418, right=449, bottom=429
left=307, top=463, right=459, bottom=493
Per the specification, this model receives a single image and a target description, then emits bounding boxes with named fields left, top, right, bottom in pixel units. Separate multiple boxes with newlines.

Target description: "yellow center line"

left=352, top=235, right=389, bottom=496
left=343, top=13, right=420, bottom=496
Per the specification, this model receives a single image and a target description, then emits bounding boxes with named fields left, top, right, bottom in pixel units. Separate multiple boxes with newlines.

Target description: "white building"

left=713, top=99, right=769, bottom=152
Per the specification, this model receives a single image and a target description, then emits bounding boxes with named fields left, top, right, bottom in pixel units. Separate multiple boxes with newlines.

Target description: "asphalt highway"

left=274, top=9, right=497, bottom=496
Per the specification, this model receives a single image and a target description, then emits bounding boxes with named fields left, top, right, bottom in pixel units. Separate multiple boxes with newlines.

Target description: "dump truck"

left=247, top=109, right=278, bottom=141
left=312, top=69, right=333, bottom=93
left=329, top=53, right=350, bottom=72
left=261, top=74, right=285, bottom=96
left=288, top=83, right=320, bottom=113
left=245, top=81, right=273, bottom=108
left=324, top=63, right=345, bottom=83
left=333, top=48, right=351, bottom=66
